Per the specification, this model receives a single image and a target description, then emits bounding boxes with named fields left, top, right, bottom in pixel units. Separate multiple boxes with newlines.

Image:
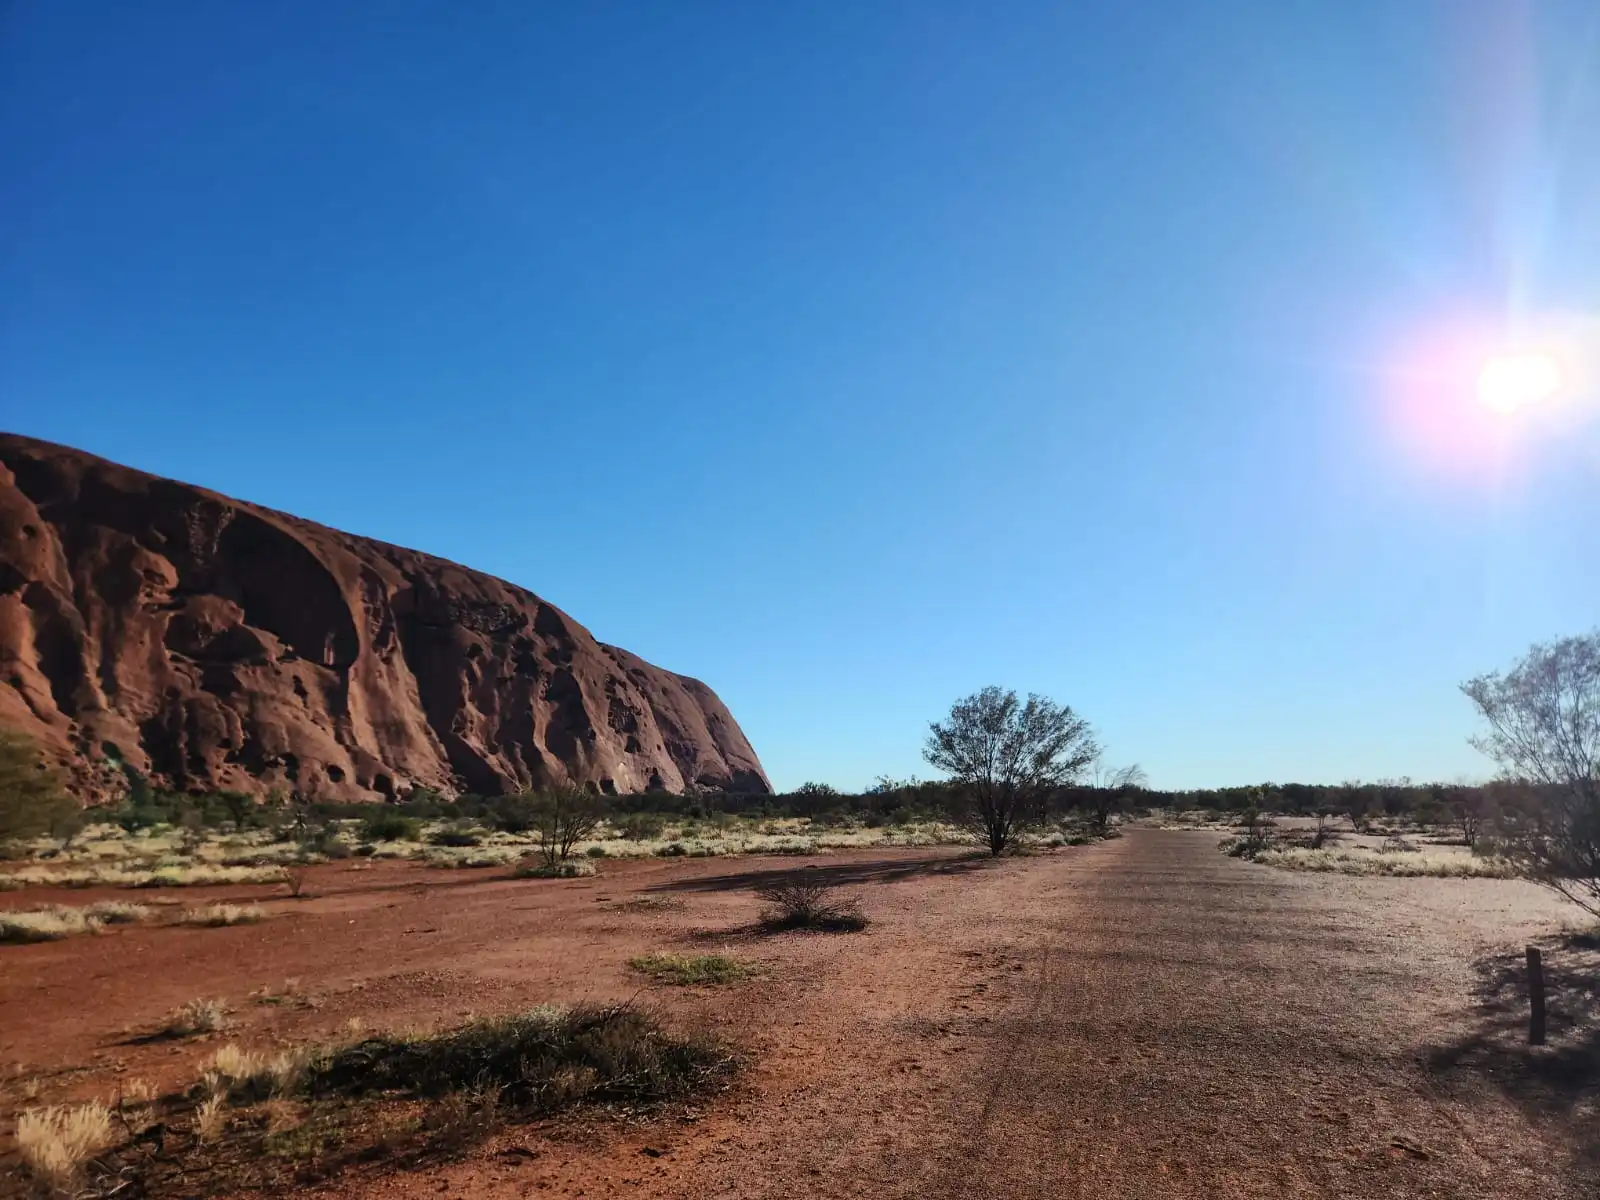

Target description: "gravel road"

left=672, top=829, right=1591, bottom=1199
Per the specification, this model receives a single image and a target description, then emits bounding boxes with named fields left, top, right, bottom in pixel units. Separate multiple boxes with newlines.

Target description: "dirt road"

left=4, top=830, right=1591, bottom=1198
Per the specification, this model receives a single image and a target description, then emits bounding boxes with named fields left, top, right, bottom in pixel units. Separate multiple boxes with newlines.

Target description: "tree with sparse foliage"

left=0, top=730, right=81, bottom=849
left=526, top=785, right=609, bottom=866
left=1085, top=760, right=1148, bottom=831
left=1463, top=631, right=1600, bottom=916
left=924, top=687, right=1100, bottom=855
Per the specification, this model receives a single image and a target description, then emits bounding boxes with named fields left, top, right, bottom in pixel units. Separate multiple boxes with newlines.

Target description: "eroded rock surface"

left=0, top=434, right=769, bottom=803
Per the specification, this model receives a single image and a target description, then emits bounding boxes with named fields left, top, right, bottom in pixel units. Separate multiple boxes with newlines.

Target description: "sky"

left=3, top=2, right=1598, bottom=792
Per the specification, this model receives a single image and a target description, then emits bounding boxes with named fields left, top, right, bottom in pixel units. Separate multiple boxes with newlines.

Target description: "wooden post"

left=1526, top=946, right=1546, bottom=1046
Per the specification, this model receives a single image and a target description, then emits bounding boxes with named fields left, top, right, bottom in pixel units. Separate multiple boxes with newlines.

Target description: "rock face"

left=0, top=434, right=769, bottom=804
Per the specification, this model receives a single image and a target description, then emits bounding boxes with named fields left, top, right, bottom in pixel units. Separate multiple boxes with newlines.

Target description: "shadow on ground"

left=642, top=852, right=996, bottom=896
left=1423, top=930, right=1600, bottom=1172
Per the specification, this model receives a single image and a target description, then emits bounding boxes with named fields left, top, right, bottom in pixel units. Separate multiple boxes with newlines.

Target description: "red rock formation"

left=0, top=434, right=769, bottom=803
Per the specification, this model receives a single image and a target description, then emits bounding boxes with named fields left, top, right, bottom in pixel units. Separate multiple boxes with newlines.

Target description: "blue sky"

left=4, top=2, right=1598, bottom=791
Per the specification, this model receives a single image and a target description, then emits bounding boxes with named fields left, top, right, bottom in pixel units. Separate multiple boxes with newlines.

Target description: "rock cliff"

left=0, top=434, right=769, bottom=803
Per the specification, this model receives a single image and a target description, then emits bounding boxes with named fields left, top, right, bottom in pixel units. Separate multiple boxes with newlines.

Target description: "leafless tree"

left=1087, top=760, right=1148, bottom=831
left=1463, top=631, right=1600, bottom=915
left=525, top=785, right=609, bottom=867
left=924, top=687, right=1100, bottom=855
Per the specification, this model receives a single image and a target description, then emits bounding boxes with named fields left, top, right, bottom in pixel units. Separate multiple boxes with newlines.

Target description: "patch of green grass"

left=629, top=953, right=757, bottom=986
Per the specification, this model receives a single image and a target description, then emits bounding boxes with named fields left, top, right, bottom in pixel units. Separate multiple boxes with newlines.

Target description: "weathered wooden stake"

left=1526, top=945, right=1546, bottom=1046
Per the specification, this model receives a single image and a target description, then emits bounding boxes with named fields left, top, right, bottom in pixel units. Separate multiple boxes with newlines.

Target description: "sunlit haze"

left=1478, top=352, right=1562, bottom=412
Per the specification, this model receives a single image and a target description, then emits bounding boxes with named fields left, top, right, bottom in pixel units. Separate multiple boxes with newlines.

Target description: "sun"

left=1477, top=352, right=1562, bottom=413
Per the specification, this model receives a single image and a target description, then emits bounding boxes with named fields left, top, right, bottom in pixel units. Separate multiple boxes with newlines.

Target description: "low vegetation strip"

left=16, top=1004, right=734, bottom=1195
left=1, top=863, right=288, bottom=890
left=1251, top=847, right=1520, bottom=878
left=0, top=902, right=153, bottom=943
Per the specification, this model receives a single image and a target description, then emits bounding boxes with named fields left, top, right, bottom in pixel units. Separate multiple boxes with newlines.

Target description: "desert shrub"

left=0, top=906, right=97, bottom=943
left=427, top=826, right=483, bottom=848
left=360, top=812, right=421, bottom=843
left=179, top=903, right=267, bottom=927
left=755, top=879, right=868, bottom=932
left=629, top=953, right=756, bottom=985
left=585, top=844, right=608, bottom=858
left=164, top=997, right=230, bottom=1037
left=301, top=1004, right=729, bottom=1115
left=84, top=900, right=151, bottom=925
left=656, top=842, right=689, bottom=857
left=16, top=1102, right=113, bottom=1192
left=0, top=730, right=83, bottom=851
left=513, top=857, right=596, bottom=879
left=614, top=813, right=667, bottom=840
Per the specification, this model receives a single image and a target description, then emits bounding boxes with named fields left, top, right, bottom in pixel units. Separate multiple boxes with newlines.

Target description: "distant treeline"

left=84, top=771, right=1525, bottom=836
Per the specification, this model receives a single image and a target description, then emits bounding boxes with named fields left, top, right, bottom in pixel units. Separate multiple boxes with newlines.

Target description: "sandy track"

left=3, top=832, right=1590, bottom=1197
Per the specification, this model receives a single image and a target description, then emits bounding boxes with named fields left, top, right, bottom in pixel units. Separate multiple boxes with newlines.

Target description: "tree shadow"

left=641, top=852, right=996, bottom=896
left=1423, top=930, right=1600, bottom=1171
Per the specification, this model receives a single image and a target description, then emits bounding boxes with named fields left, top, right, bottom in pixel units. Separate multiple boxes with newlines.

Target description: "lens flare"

left=1477, top=352, right=1562, bottom=412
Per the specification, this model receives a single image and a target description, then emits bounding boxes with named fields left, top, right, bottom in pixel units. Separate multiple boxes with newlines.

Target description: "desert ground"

left=4, top=828, right=1597, bottom=1198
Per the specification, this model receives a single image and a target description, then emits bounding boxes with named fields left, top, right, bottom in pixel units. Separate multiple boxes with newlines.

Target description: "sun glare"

left=1477, top=352, right=1562, bottom=413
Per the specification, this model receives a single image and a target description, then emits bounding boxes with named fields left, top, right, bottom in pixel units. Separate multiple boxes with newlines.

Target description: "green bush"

left=428, top=826, right=483, bottom=848
left=360, top=812, right=422, bottom=842
left=614, top=813, right=667, bottom=840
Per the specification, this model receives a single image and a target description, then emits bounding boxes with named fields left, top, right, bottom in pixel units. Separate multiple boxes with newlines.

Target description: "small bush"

left=656, top=842, right=688, bottom=857
left=755, top=879, right=868, bottom=932
left=629, top=953, right=756, bottom=985
left=585, top=844, right=608, bottom=858
left=360, top=812, right=422, bottom=843
left=302, top=1003, right=729, bottom=1115
left=615, top=813, right=667, bottom=840
left=428, top=827, right=483, bottom=848
left=16, top=1102, right=113, bottom=1192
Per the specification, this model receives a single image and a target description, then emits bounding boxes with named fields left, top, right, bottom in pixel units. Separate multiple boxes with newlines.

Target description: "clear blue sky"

left=4, top=2, right=1598, bottom=791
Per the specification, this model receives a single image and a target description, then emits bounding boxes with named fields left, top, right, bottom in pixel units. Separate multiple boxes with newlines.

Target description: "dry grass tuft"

left=512, top=857, right=596, bottom=879
left=194, top=1093, right=227, bottom=1142
left=202, top=1044, right=309, bottom=1102
left=16, top=1102, right=113, bottom=1191
left=164, top=997, right=230, bottom=1038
